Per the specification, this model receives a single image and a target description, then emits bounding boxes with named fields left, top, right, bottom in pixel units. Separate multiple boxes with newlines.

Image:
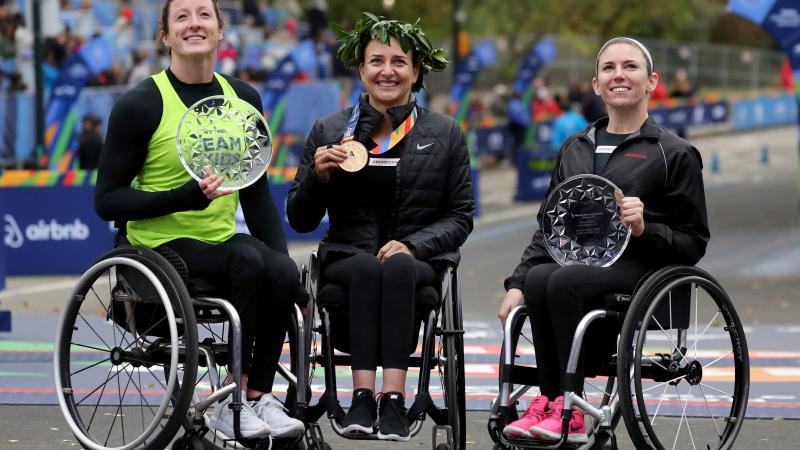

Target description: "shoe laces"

left=251, top=394, right=286, bottom=417
left=521, top=400, right=548, bottom=422
left=377, top=392, right=407, bottom=419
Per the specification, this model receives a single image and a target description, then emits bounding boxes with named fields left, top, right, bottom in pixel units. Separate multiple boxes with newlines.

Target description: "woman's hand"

left=617, top=192, right=645, bottom=237
left=498, top=288, right=524, bottom=328
left=198, top=174, right=232, bottom=200
left=313, top=144, right=348, bottom=182
left=377, top=240, right=413, bottom=262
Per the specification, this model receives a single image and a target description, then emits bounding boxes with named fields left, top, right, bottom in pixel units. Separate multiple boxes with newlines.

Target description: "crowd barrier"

left=0, top=93, right=795, bottom=276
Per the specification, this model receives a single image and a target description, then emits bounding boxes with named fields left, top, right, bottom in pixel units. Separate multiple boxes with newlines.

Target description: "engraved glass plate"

left=541, top=174, right=631, bottom=267
left=177, top=95, right=272, bottom=191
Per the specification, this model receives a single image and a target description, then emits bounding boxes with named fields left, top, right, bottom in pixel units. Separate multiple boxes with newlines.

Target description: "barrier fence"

left=0, top=92, right=796, bottom=275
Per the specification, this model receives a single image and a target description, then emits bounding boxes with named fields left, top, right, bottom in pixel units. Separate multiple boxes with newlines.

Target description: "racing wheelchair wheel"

left=438, top=268, right=467, bottom=450
left=617, top=266, right=749, bottom=450
left=54, top=246, right=198, bottom=450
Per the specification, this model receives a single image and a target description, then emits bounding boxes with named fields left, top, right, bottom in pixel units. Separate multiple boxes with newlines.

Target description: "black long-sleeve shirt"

left=95, top=69, right=288, bottom=254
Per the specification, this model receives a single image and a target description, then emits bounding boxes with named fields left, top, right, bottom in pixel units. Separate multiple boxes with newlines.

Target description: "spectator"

left=550, top=102, right=588, bottom=151
left=649, top=75, right=669, bottom=104
left=126, top=49, right=152, bottom=87
left=579, top=80, right=606, bottom=123
left=77, top=114, right=102, bottom=170
left=670, top=68, right=697, bottom=102
left=780, top=59, right=795, bottom=92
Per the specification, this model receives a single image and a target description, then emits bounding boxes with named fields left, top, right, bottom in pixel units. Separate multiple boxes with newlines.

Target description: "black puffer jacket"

left=505, top=117, right=709, bottom=290
left=287, top=96, right=474, bottom=267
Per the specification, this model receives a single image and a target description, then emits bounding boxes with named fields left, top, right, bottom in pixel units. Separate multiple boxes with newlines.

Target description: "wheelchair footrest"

left=432, top=425, right=454, bottom=450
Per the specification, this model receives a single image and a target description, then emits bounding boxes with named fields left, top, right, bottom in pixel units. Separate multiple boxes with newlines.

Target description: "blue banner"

left=262, top=40, right=319, bottom=114
left=448, top=40, right=497, bottom=104
left=2, top=186, right=116, bottom=274
left=732, top=94, right=798, bottom=130
left=45, top=37, right=113, bottom=170
left=512, top=37, right=557, bottom=96
left=649, top=101, right=729, bottom=131
left=729, top=0, right=800, bottom=70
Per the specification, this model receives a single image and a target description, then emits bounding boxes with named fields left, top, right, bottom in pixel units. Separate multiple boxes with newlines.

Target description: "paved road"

left=1, top=125, right=799, bottom=448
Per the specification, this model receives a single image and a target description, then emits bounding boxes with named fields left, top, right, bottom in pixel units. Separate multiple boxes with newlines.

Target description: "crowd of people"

left=0, top=0, right=342, bottom=95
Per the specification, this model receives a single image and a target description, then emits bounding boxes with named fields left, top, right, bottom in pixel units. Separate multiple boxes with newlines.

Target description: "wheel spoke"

left=643, top=354, right=670, bottom=372
left=70, top=355, right=111, bottom=377
left=698, top=382, right=733, bottom=398
left=698, top=384, right=723, bottom=437
left=651, top=316, right=687, bottom=365
left=76, top=363, right=127, bottom=407
left=122, top=318, right=169, bottom=353
left=77, top=313, right=113, bottom=351
left=650, top=381, right=671, bottom=426
left=688, top=311, right=721, bottom=360
left=702, top=350, right=733, bottom=370
left=71, top=342, right=112, bottom=353
left=642, top=373, right=688, bottom=393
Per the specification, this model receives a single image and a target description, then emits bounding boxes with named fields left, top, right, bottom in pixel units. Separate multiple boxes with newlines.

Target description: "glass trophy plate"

left=177, top=95, right=272, bottom=191
left=541, top=174, right=631, bottom=267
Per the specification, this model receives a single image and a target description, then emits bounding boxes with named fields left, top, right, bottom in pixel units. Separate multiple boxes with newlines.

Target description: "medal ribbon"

left=341, top=102, right=419, bottom=155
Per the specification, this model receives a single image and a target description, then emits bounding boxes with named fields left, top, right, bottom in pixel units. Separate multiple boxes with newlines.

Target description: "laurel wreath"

left=331, top=12, right=449, bottom=90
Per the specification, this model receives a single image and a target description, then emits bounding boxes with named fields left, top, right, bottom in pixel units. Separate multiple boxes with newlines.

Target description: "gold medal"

left=338, top=140, right=369, bottom=172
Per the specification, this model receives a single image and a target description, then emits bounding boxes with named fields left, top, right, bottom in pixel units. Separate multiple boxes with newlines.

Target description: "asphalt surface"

left=1, top=125, right=800, bottom=449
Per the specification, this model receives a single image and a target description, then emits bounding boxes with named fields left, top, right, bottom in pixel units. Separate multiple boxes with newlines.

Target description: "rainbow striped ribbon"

left=369, top=107, right=418, bottom=155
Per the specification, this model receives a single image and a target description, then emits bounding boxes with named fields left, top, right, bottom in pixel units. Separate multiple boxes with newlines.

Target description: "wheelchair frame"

left=487, top=265, right=750, bottom=450
left=54, top=246, right=306, bottom=450
left=291, top=250, right=468, bottom=450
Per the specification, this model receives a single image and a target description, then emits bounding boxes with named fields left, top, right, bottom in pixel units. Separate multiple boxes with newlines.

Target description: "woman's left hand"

left=619, top=195, right=645, bottom=237
left=377, top=240, right=414, bottom=262
left=198, top=174, right=232, bottom=201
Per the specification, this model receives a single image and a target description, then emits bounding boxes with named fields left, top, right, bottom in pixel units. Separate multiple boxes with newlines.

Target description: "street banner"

left=512, top=37, right=557, bottom=96
left=448, top=40, right=497, bottom=124
left=44, top=37, right=113, bottom=171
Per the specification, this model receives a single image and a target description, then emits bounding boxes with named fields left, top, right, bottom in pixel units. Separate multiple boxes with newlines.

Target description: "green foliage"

left=331, top=12, right=449, bottom=74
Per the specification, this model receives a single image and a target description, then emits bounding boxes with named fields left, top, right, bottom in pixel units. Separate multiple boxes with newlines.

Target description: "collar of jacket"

left=354, top=94, right=418, bottom=143
left=583, top=116, right=662, bottom=145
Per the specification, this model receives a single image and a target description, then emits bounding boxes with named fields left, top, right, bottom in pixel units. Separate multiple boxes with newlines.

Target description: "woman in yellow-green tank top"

left=94, top=0, right=304, bottom=441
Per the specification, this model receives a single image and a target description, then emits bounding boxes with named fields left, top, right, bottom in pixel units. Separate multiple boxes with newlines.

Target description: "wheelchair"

left=53, top=244, right=307, bottom=450
left=487, top=265, right=750, bottom=450
left=290, top=250, right=467, bottom=450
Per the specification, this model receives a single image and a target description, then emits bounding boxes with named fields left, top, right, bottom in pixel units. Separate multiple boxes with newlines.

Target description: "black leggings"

left=162, top=233, right=299, bottom=392
left=523, top=260, right=651, bottom=399
left=322, top=252, right=437, bottom=371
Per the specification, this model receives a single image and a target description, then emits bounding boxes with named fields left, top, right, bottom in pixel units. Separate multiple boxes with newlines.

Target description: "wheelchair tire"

left=441, top=269, right=467, bottom=450
left=617, top=266, right=749, bottom=450
left=54, top=246, right=198, bottom=450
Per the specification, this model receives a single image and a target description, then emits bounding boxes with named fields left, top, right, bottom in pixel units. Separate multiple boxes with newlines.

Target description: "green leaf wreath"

left=330, top=12, right=449, bottom=80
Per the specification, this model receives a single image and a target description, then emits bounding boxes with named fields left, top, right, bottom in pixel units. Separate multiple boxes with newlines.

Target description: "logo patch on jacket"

left=624, top=153, right=648, bottom=160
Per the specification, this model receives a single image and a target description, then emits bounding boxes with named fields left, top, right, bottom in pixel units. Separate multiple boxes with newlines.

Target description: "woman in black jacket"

left=498, top=37, right=709, bottom=444
left=286, top=13, right=474, bottom=442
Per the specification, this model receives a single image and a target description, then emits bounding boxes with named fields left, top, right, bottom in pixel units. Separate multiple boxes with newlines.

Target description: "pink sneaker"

left=529, top=396, right=588, bottom=444
left=502, top=395, right=550, bottom=439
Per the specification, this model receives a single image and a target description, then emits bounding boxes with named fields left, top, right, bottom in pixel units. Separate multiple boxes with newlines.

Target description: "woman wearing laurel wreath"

left=497, top=37, right=710, bottom=444
left=287, top=13, right=474, bottom=441
left=94, top=0, right=305, bottom=441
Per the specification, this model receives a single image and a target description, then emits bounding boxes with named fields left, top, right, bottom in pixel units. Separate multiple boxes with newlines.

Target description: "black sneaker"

left=342, top=388, right=376, bottom=435
left=377, top=391, right=410, bottom=441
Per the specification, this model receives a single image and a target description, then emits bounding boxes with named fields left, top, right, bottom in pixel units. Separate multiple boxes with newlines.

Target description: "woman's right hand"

left=498, top=288, right=524, bottom=329
left=314, top=144, right=348, bottom=182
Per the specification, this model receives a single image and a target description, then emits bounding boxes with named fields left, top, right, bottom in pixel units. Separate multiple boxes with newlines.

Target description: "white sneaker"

left=209, top=391, right=271, bottom=440
left=250, top=394, right=305, bottom=438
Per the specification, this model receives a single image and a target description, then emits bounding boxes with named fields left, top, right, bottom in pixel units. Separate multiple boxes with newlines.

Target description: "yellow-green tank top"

left=126, top=71, right=240, bottom=248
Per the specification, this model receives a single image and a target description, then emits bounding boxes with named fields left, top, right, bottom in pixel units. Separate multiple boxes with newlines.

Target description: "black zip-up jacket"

left=505, top=117, right=709, bottom=291
left=287, top=96, right=475, bottom=267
